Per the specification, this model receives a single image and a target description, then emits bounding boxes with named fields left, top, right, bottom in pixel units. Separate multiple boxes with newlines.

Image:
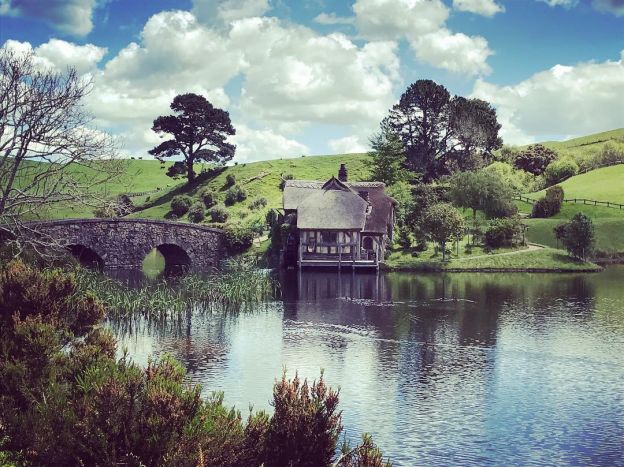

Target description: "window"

left=321, top=231, right=338, bottom=243
left=362, top=236, right=374, bottom=250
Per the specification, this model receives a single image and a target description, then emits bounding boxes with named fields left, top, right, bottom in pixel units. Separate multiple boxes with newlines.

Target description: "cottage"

left=282, top=164, right=396, bottom=269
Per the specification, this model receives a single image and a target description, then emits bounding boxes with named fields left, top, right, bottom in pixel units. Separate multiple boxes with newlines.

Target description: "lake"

left=109, top=267, right=624, bottom=466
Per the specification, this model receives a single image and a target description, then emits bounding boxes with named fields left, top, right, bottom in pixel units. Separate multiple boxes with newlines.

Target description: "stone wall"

left=29, top=218, right=225, bottom=271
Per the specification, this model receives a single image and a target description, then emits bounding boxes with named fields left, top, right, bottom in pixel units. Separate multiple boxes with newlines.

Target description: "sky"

left=0, top=0, right=623, bottom=162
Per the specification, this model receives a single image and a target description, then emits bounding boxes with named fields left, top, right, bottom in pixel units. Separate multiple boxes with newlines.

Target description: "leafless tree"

left=0, top=48, right=125, bottom=257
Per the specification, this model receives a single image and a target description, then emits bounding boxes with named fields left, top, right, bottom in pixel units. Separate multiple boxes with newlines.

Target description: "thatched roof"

left=283, top=178, right=395, bottom=234
left=297, top=189, right=368, bottom=230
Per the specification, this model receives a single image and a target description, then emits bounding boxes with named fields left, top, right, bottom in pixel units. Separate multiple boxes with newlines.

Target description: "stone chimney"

left=338, top=163, right=348, bottom=182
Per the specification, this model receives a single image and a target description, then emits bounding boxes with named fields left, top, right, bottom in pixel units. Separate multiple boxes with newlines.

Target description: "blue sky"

left=1, top=0, right=622, bottom=161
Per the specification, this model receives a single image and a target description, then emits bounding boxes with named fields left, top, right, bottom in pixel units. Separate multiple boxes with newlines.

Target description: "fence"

left=514, top=195, right=624, bottom=210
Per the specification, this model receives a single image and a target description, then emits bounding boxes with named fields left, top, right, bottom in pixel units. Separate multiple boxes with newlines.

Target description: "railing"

left=514, top=195, right=624, bottom=209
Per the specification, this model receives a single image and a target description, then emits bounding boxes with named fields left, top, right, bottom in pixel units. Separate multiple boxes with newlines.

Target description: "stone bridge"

left=28, top=218, right=225, bottom=272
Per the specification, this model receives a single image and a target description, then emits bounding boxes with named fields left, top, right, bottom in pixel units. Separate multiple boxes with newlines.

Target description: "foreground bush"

left=0, top=261, right=389, bottom=466
left=170, top=195, right=193, bottom=216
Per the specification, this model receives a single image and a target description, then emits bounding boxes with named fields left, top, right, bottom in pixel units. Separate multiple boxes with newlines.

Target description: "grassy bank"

left=385, top=246, right=601, bottom=272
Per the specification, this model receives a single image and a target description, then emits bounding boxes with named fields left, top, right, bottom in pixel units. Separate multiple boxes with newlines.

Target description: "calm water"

left=109, top=267, right=624, bottom=466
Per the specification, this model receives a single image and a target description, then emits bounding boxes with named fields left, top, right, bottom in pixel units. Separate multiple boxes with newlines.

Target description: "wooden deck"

left=299, top=253, right=378, bottom=269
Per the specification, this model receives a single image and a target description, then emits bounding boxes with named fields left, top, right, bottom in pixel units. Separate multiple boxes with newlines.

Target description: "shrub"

left=396, top=225, right=412, bottom=249
left=484, top=217, right=525, bottom=248
left=170, top=195, right=192, bottom=216
left=224, top=185, right=247, bottom=206
left=544, top=158, right=578, bottom=186
left=187, top=202, right=205, bottom=223
left=594, top=142, right=624, bottom=167
left=223, top=226, right=254, bottom=255
left=557, top=212, right=595, bottom=260
left=532, top=186, right=564, bottom=218
left=249, top=197, right=268, bottom=210
left=115, top=194, right=134, bottom=216
left=225, top=173, right=236, bottom=187
left=208, top=204, right=229, bottom=223
left=199, top=188, right=217, bottom=208
left=279, top=173, right=294, bottom=191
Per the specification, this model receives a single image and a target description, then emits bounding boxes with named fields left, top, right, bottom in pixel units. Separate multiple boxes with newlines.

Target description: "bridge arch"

left=26, top=218, right=225, bottom=272
left=67, top=244, right=104, bottom=270
left=155, top=243, right=192, bottom=274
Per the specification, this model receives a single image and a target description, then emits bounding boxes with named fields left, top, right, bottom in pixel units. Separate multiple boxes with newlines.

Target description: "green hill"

left=522, top=128, right=624, bottom=160
left=526, top=164, right=624, bottom=204
left=130, top=153, right=371, bottom=224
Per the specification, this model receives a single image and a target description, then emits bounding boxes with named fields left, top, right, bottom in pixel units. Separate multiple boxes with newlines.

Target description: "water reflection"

left=110, top=268, right=624, bottom=466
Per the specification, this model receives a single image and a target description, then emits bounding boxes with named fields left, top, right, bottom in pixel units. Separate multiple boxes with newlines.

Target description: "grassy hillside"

left=526, top=128, right=624, bottom=159
left=527, top=164, right=624, bottom=204
left=130, top=153, right=371, bottom=224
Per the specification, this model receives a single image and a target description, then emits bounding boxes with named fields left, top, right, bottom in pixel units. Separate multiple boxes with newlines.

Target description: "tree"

left=149, top=93, right=235, bottom=183
left=449, top=170, right=517, bottom=220
left=557, top=213, right=595, bottom=260
left=513, top=144, right=557, bottom=176
left=0, top=48, right=121, bottom=253
left=422, top=203, right=466, bottom=261
left=369, top=119, right=408, bottom=186
left=386, top=79, right=502, bottom=181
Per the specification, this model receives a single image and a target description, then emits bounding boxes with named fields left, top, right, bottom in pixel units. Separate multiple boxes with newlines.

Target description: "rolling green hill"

left=523, top=128, right=624, bottom=160
left=130, top=153, right=371, bottom=224
left=526, top=164, right=624, bottom=204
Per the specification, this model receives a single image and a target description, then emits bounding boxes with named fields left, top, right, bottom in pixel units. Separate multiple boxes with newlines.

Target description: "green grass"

left=385, top=246, right=600, bottom=272
left=527, top=164, right=624, bottom=204
left=524, top=217, right=624, bottom=253
left=524, top=127, right=624, bottom=160
left=130, top=153, right=371, bottom=226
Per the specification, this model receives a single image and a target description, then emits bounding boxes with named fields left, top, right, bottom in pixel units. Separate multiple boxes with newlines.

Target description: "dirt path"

left=458, top=243, right=544, bottom=261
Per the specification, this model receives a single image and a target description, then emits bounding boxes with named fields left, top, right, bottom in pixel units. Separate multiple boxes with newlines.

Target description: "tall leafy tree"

left=386, top=79, right=502, bottom=181
left=149, top=93, right=235, bottom=182
left=369, top=119, right=409, bottom=186
left=558, top=213, right=595, bottom=260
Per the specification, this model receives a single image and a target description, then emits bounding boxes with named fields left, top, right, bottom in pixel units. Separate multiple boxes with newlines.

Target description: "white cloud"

left=453, top=0, right=505, bottom=17
left=313, top=12, right=354, bottom=25
left=411, top=29, right=493, bottom=75
left=233, top=125, right=309, bottom=162
left=353, top=0, right=492, bottom=75
left=230, top=17, right=400, bottom=128
left=2, top=38, right=106, bottom=74
left=328, top=135, right=369, bottom=154
left=192, top=0, right=270, bottom=24
left=353, top=0, right=448, bottom=40
left=538, top=0, right=578, bottom=6
left=0, top=0, right=101, bottom=36
left=472, top=51, right=624, bottom=144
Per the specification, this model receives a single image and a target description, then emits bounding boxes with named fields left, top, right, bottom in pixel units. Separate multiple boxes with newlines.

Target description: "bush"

left=557, top=212, right=595, bottom=260
left=532, top=186, right=564, bottom=218
left=223, top=226, right=254, bottom=255
left=170, top=195, right=193, bottom=216
left=544, top=158, right=578, bottom=186
left=594, top=142, right=624, bottom=167
left=199, top=188, right=217, bottom=208
left=249, top=197, right=268, bottom=210
left=225, top=173, right=236, bottom=187
left=265, top=209, right=280, bottom=228
left=396, top=225, right=412, bottom=249
left=224, top=185, right=247, bottom=206
left=484, top=217, right=525, bottom=248
left=187, top=202, right=205, bottom=223
left=0, top=262, right=389, bottom=466
left=208, top=204, right=229, bottom=223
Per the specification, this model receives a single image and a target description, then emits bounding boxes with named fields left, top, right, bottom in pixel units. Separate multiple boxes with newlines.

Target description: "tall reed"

left=73, top=258, right=279, bottom=319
